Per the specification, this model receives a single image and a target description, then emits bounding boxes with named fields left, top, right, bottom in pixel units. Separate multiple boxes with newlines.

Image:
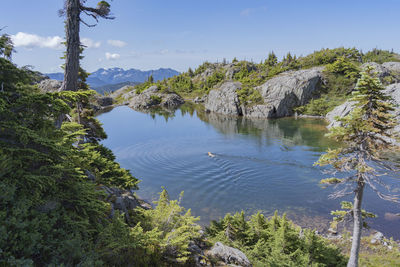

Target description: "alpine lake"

left=98, top=104, right=400, bottom=239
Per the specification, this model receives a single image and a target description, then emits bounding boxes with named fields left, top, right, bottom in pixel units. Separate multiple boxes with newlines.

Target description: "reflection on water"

left=98, top=104, right=400, bottom=239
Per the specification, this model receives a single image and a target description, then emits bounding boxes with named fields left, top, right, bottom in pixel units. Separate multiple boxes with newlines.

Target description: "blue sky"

left=1, top=0, right=400, bottom=73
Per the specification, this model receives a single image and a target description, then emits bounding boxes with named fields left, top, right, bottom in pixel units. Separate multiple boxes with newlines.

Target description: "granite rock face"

left=361, top=62, right=391, bottom=79
left=206, top=242, right=252, bottom=267
left=382, top=62, right=400, bottom=73
left=96, top=96, right=113, bottom=107
left=128, top=85, right=184, bottom=110
left=38, top=79, right=62, bottom=92
left=251, top=67, right=324, bottom=118
left=205, top=67, right=324, bottom=119
left=205, top=82, right=243, bottom=115
left=325, top=101, right=356, bottom=128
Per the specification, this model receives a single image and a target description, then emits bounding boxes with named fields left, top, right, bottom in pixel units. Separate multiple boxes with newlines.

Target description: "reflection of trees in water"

left=199, top=111, right=337, bottom=151
left=139, top=103, right=337, bottom=150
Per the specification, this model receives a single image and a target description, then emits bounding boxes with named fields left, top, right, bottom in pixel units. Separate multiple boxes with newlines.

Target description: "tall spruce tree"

left=316, top=66, right=399, bottom=267
left=60, top=0, right=113, bottom=92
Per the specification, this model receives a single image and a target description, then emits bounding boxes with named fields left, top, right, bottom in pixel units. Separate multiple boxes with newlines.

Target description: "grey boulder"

left=248, top=67, right=324, bottom=118
left=325, top=101, right=356, bottom=128
left=129, top=85, right=184, bottom=110
left=206, top=242, right=252, bottom=267
left=205, top=67, right=324, bottom=119
left=382, top=62, right=400, bottom=73
left=361, top=62, right=390, bottom=79
left=205, top=82, right=243, bottom=115
left=38, top=79, right=62, bottom=92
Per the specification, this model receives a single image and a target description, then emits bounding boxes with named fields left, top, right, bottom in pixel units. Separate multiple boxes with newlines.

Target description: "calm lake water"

left=98, top=104, right=400, bottom=239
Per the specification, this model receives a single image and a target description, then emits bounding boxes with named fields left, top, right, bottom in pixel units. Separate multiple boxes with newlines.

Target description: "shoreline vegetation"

left=109, top=47, right=400, bottom=117
left=2, top=30, right=400, bottom=266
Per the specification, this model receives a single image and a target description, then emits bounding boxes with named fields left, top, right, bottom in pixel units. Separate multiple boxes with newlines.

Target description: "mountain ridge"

left=47, top=67, right=180, bottom=89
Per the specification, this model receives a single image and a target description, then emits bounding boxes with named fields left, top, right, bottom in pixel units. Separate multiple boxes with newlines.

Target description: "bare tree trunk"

left=347, top=180, right=365, bottom=267
left=61, top=0, right=80, bottom=92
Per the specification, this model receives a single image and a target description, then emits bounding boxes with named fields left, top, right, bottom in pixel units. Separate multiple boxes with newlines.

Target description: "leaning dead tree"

left=59, top=0, right=114, bottom=92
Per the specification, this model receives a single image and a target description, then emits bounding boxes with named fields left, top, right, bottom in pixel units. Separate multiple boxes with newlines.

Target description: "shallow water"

left=98, top=105, right=400, bottom=239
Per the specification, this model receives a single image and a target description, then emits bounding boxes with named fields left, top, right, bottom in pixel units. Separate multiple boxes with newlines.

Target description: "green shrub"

left=295, top=95, right=347, bottom=116
left=135, top=189, right=202, bottom=263
left=362, top=48, right=400, bottom=64
left=150, top=95, right=162, bottom=104
left=206, top=211, right=347, bottom=266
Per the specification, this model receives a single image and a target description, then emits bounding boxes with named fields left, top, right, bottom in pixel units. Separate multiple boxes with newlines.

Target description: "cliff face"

left=204, top=67, right=324, bottom=118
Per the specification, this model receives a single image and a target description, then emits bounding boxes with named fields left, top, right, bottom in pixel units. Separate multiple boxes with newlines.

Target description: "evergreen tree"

left=187, top=67, right=194, bottom=77
left=265, top=51, right=278, bottom=66
left=316, top=66, right=400, bottom=267
left=59, top=0, right=113, bottom=92
left=148, top=74, right=154, bottom=83
left=0, top=32, right=13, bottom=59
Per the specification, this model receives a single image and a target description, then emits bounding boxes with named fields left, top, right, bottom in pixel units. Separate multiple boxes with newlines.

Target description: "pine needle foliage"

left=135, top=189, right=202, bottom=263
left=315, top=66, right=400, bottom=266
left=0, top=53, right=138, bottom=265
left=206, top=211, right=346, bottom=266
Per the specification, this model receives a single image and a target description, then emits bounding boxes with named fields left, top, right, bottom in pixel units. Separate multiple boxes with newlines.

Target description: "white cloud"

left=11, top=32, right=64, bottom=49
left=107, top=39, right=127, bottom=48
left=81, top=38, right=101, bottom=48
left=159, top=49, right=169, bottom=55
left=105, top=52, right=120, bottom=60
left=240, top=8, right=254, bottom=17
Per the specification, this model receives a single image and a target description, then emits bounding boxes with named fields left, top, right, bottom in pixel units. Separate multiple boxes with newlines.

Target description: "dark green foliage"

left=168, top=73, right=194, bottom=93
left=294, top=95, right=347, bottom=116
left=194, top=61, right=212, bottom=76
left=0, top=33, right=14, bottom=59
left=298, top=47, right=361, bottom=68
left=325, top=56, right=360, bottom=80
left=265, top=51, right=278, bottom=66
left=0, top=54, right=138, bottom=265
left=205, top=69, right=224, bottom=89
left=150, top=94, right=162, bottom=104
left=135, top=189, right=202, bottom=263
left=330, top=201, right=376, bottom=231
left=206, top=211, right=347, bottom=266
left=362, top=48, right=400, bottom=64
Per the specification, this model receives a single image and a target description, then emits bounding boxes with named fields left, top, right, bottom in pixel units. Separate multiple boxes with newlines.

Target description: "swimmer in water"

left=208, top=152, right=215, bottom=158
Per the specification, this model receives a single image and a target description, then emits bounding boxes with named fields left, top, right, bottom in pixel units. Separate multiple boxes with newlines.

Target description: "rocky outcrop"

left=128, top=85, right=184, bottom=110
left=205, top=67, right=324, bottom=118
left=361, top=62, right=391, bottom=79
left=96, top=96, right=113, bottom=107
left=326, top=83, right=400, bottom=134
left=250, top=67, right=324, bottom=118
left=101, top=186, right=151, bottom=224
left=205, top=82, right=243, bottom=115
left=325, top=101, right=356, bottom=128
left=224, top=62, right=257, bottom=80
left=38, top=79, right=62, bottom=92
left=382, top=62, right=400, bottom=73
left=206, top=242, right=252, bottom=267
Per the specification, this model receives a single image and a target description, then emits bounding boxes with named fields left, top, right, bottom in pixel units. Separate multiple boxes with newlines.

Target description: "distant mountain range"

left=46, top=67, right=180, bottom=94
